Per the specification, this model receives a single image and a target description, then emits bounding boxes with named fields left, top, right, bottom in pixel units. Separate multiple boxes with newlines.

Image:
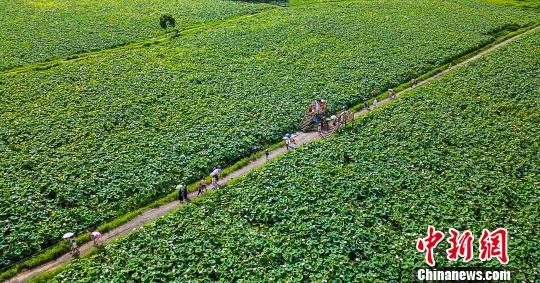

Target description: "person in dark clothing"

left=182, top=185, right=189, bottom=202
left=363, top=97, right=369, bottom=110
left=265, top=149, right=270, bottom=161
left=198, top=179, right=207, bottom=196
left=176, top=183, right=185, bottom=202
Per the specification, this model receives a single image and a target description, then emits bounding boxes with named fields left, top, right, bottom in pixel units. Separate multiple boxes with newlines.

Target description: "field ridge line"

left=0, top=9, right=276, bottom=77
left=7, top=22, right=539, bottom=283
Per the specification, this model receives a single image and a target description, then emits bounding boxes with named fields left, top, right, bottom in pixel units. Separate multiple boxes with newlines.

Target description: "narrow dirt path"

left=8, top=24, right=539, bottom=283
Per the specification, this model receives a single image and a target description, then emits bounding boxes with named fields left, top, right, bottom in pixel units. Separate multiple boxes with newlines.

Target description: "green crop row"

left=46, top=29, right=540, bottom=282
left=1, top=0, right=538, bottom=270
left=0, top=0, right=270, bottom=70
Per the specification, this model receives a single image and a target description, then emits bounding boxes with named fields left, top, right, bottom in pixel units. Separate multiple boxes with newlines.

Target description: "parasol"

left=62, top=232, right=74, bottom=239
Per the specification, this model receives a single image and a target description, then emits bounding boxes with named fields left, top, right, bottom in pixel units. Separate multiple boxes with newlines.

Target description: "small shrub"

left=159, top=14, right=176, bottom=29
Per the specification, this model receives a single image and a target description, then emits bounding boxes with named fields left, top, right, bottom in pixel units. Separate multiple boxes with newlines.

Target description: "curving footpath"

left=8, top=24, right=539, bottom=283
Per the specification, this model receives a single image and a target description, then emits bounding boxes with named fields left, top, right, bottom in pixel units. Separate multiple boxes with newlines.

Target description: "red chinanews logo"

left=416, top=226, right=508, bottom=266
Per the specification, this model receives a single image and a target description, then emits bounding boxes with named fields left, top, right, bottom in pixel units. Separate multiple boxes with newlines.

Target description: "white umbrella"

left=331, top=115, right=337, bottom=120
left=283, top=136, right=289, bottom=140
left=211, top=168, right=222, bottom=176
left=62, top=232, right=74, bottom=239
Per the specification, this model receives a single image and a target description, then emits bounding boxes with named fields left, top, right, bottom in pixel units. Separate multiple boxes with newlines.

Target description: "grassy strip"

left=4, top=20, right=538, bottom=283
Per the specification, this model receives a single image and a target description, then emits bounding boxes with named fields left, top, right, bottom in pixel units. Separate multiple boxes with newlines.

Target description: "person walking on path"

left=363, top=97, right=369, bottom=110
left=340, top=106, right=350, bottom=125
left=176, top=183, right=185, bottom=202
left=388, top=89, right=395, bottom=99
left=182, top=185, right=189, bottom=202
left=211, top=175, right=219, bottom=189
left=411, top=79, right=417, bottom=88
left=70, top=239, right=80, bottom=258
left=91, top=231, right=102, bottom=247
left=265, top=149, right=270, bottom=161
left=62, top=232, right=80, bottom=258
left=198, top=179, right=207, bottom=196
left=373, top=98, right=378, bottom=109
left=210, top=166, right=222, bottom=189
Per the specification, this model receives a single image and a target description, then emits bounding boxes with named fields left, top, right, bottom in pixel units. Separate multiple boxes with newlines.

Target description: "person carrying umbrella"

left=91, top=231, right=102, bottom=247
left=63, top=232, right=80, bottom=258
left=176, top=183, right=185, bottom=202
left=284, top=135, right=290, bottom=150
left=182, top=184, right=189, bottom=202
left=211, top=167, right=222, bottom=188
left=388, top=89, right=395, bottom=99
left=289, top=134, right=297, bottom=149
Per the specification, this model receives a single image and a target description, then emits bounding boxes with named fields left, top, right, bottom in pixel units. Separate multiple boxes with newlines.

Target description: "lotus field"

left=49, top=30, right=540, bottom=282
left=1, top=0, right=539, bottom=271
left=0, top=0, right=268, bottom=70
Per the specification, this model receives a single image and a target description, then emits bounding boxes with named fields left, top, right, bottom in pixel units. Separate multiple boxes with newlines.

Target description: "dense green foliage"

left=482, top=0, right=540, bottom=9
left=0, top=0, right=268, bottom=70
left=1, top=0, right=538, bottom=269
left=49, top=31, right=540, bottom=282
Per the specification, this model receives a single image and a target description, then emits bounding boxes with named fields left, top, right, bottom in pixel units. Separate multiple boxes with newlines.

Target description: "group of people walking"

left=176, top=167, right=222, bottom=202
left=60, top=85, right=409, bottom=260
left=284, top=133, right=297, bottom=150
left=63, top=230, right=102, bottom=258
left=310, top=102, right=350, bottom=133
left=363, top=88, right=396, bottom=110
